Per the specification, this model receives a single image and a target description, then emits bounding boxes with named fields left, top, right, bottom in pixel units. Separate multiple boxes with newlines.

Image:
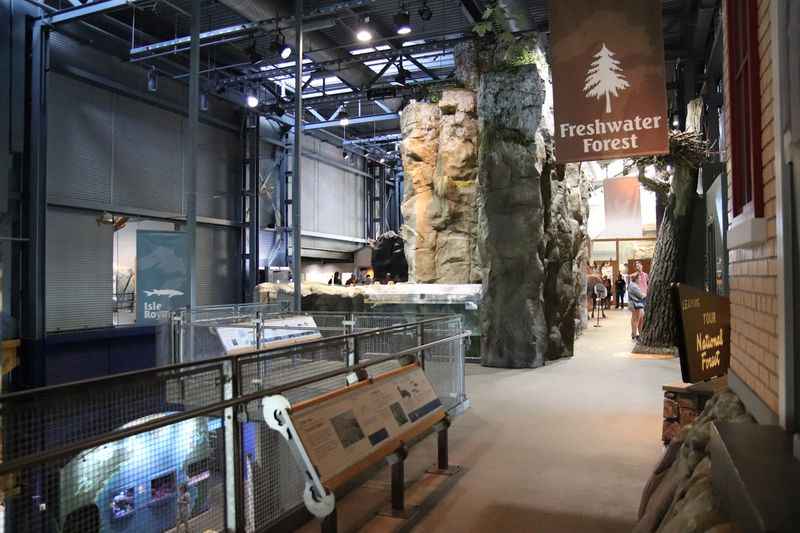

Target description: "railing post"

left=222, top=359, right=240, bottom=531
left=416, top=323, right=425, bottom=370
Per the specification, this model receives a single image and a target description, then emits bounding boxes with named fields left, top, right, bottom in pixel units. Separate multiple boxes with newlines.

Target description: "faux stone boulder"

left=400, top=89, right=480, bottom=283
left=634, top=389, right=754, bottom=533
left=477, top=61, right=553, bottom=368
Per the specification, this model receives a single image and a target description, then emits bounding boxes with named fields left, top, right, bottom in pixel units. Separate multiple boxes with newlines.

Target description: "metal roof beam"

left=304, top=113, right=399, bottom=130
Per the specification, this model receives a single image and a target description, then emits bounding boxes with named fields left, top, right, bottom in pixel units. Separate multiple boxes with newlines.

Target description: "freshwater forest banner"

left=550, top=0, right=669, bottom=163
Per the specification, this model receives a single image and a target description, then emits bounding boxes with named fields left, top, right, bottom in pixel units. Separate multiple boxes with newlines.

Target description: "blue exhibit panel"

left=59, top=414, right=215, bottom=533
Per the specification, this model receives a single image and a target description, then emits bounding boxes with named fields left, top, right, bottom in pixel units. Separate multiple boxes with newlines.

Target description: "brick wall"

left=723, top=0, right=779, bottom=415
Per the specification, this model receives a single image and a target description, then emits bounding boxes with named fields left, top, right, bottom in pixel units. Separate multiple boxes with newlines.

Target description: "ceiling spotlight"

left=672, top=114, right=680, bottom=128
left=269, top=32, right=292, bottom=60
left=146, top=66, right=158, bottom=92
left=380, top=157, right=386, bottom=164
left=339, top=109, right=350, bottom=127
left=418, top=0, right=432, bottom=21
left=394, top=58, right=408, bottom=86
left=394, top=10, right=412, bottom=35
left=246, top=88, right=259, bottom=108
left=343, top=150, right=351, bottom=160
left=356, top=15, right=373, bottom=42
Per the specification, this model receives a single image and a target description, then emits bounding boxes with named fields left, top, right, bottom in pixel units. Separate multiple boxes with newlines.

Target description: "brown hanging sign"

left=673, top=283, right=731, bottom=383
left=550, top=0, right=670, bottom=163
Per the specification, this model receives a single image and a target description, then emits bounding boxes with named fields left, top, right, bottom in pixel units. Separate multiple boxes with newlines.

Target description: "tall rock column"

left=400, top=103, right=440, bottom=282
left=400, top=89, right=480, bottom=283
left=478, top=60, right=554, bottom=368
left=430, top=89, right=480, bottom=283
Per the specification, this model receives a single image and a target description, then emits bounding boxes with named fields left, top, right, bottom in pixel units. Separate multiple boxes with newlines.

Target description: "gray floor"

left=415, top=308, right=680, bottom=533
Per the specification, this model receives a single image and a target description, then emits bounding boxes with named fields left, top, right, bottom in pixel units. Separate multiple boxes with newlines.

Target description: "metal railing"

left=0, top=315, right=468, bottom=533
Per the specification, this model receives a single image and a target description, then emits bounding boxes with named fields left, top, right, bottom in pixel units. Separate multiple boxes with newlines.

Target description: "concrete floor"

left=415, top=308, right=681, bottom=533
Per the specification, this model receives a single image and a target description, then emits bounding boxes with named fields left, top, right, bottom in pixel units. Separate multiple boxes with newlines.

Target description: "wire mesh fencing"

left=1, top=315, right=467, bottom=533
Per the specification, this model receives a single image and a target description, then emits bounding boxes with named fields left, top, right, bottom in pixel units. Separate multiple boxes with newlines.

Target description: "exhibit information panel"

left=550, top=0, right=669, bottom=163
left=215, top=315, right=322, bottom=354
left=291, top=365, right=444, bottom=487
left=673, top=283, right=731, bottom=383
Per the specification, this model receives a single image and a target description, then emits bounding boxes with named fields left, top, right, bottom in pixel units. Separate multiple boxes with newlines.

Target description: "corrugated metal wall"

left=45, top=70, right=243, bottom=330
left=46, top=208, right=113, bottom=331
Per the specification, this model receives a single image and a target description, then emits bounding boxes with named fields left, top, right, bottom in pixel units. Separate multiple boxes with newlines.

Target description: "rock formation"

left=634, top=389, right=753, bottom=533
left=400, top=89, right=480, bottom=283
left=398, top=34, right=591, bottom=367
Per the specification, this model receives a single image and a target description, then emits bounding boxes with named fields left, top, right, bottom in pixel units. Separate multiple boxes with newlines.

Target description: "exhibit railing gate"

left=0, top=315, right=468, bottom=533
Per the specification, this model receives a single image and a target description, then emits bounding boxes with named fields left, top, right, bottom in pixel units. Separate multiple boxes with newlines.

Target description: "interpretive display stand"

left=262, top=363, right=457, bottom=533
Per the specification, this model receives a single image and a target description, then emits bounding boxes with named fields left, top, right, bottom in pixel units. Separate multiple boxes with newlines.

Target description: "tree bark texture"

left=638, top=164, right=698, bottom=347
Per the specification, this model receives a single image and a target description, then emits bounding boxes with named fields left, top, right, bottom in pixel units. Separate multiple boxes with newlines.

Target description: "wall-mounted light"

left=147, top=66, right=158, bottom=92
left=356, top=15, right=373, bottom=42
left=394, top=9, right=412, bottom=35
left=671, top=114, right=680, bottom=128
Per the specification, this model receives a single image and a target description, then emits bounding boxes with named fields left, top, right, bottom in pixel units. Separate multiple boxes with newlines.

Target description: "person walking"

left=176, top=484, right=191, bottom=533
left=615, top=273, right=626, bottom=309
left=628, top=272, right=646, bottom=340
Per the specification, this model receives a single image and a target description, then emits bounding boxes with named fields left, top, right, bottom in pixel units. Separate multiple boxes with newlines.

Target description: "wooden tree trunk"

left=638, top=164, right=697, bottom=348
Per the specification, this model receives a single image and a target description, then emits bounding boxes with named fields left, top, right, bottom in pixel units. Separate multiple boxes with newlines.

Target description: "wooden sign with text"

left=290, top=364, right=445, bottom=489
left=673, top=284, right=731, bottom=383
left=550, top=0, right=670, bottom=162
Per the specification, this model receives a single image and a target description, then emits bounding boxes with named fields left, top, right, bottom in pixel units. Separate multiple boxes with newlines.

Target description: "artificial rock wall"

left=400, top=89, right=480, bottom=284
left=399, top=35, right=591, bottom=367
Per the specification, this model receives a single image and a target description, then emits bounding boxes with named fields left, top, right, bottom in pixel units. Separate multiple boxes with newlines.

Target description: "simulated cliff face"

left=400, top=89, right=480, bottom=284
left=470, top=35, right=591, bottom=367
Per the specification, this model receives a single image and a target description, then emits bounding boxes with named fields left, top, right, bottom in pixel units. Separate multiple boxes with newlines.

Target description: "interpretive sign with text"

left=136, top=230, right=187, bottom=324
left=673, top=284, right=731, bottom=383
left=550, top=0, right=669, bottom=162
left=291, top=365, right=444, bottom=487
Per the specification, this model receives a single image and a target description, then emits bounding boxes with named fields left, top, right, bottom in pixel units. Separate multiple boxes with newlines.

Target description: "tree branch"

left=638, top=174, right=670, bottom=198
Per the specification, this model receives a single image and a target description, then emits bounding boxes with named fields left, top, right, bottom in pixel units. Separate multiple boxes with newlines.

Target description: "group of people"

left=587, top=261, right=650, bottom=341
left=327, top=268, right=399, bottom=286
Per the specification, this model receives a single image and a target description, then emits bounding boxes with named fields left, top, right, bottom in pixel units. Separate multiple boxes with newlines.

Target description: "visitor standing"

left=176, top=484, right=191, bottom=533
left=615, top=273, right=626, bottom=308
left=635, top=261, right=649, bottom=294
left=628, top=272, right=646, bottom=340
left=587, top=268, right=602, bottom=319
left=603, top=276, right=613, bottom=310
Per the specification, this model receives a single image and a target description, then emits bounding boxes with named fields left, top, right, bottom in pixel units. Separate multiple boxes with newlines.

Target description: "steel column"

left=23, top=19, right=48, bottom=387
left=185, top=0, right=200, bottom=309
left=291, top=0, right=303, bottom=311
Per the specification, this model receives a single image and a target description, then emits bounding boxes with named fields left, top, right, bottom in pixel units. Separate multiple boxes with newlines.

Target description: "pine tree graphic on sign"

left=584, top=43, right=629, bottom=113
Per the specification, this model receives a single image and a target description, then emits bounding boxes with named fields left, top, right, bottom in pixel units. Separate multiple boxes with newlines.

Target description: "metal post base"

left=320, top=506, right=337, bottom=533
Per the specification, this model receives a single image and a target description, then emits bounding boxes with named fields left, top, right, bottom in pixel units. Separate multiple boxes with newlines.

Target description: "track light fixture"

left=200, top=91, right=209, bottom=111
left=394, top=3, right=412, bottom=35
left=342, top=150, right=351, bottom=160
left=394, top=58, right=408, bottom=86
left=418, top=0, right=432, bottom=21
left=246, top=87, right=259, bottom=108
left=356, top=15, right=373, bottom=42
left=339, top=109, right=350, bottom=127
left=269, top=31, right=292, bottom=60
left=147, top=66, right=158, bottom=92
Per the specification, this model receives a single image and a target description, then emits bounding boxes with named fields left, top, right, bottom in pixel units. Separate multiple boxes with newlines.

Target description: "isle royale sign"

left=550, top=0, right=670, bottom=163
